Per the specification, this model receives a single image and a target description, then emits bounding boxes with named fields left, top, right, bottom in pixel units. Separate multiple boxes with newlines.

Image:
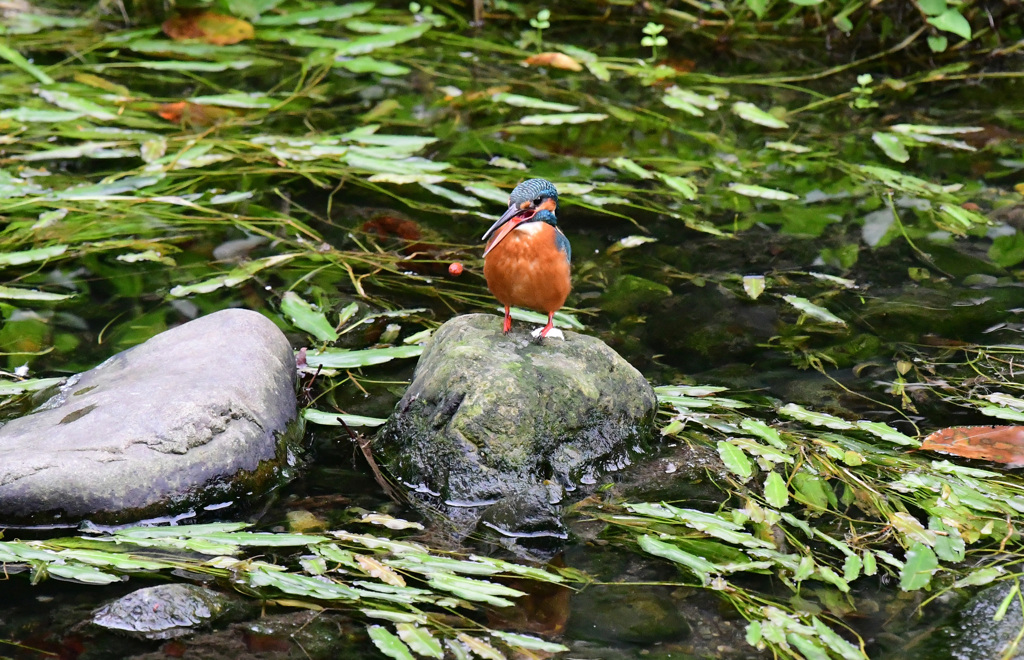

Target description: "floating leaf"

left=169, top=254, right=296, bottom=296
left=745, top=0, right=768, bottom=17
left=519, top=113, right=607, bottom=125
left=427, top=573, right=524, bottom=608
left=658, top=173, right=698, bottom=199
left=335, top=57, right=410, bottom=76
left=889, top=512, right=936, bottom=546
left=0, top=377, right=65, bottom=396
left=927, top=9, right=972, bottom=40
left=0, top=285, right=73, bottom=301
left=0, top=42, right=54, bottom=84
left=357, top=555, right=406, bottom=587
left=396, top=624, right=443, bottom=658
left=255, top=3, right=373, bottom=25
left=522, top=52, right=583, bottom=71
left=781, top=295, right=846, bottom=325
left=930, top=517, right=966, bottom=562
left=663, top=87, right=720, bottom=116
left=304, top=345, right=423, bottom=369
left=420, top=183, right=481, bottom=208
left=765, top=140, right=812, bottom=153
left=764, top=471, right=789, bottom=508
left=792, top=473, right=833, bottom=510
left=953, top=566, right=1004, bottom=588
left=47, top=563, right=120, bottom=585
left=281, top=292, right=339, bottom=342
left=0, top=244, right=68, bottom=267
left=742, top=275, right=765, bottom=300
left=358, top=514, right=424, bottom=531
left=779, top=403, right=854, bottom=429
left=921, top=425, right=1024, bottom=463
left=189, top=93, right=274, bottom=108
left=35, top=89, right=116, bottom=120
left=607, top=235, right=657, bottom=253
left=115, top=60, right=254, bottom=71
left=718, top=441, right=754, bottom=481
left=156, top=101, right=237, bottom=125
left=490, top=631, right=568, bottom=653
left=891, top=124, right=983, bottom=136
left=162, top=12, right=255, bottom=45
left=899, top=543, right=938, bottom=591
left=0, top=108, right=84, bottom=122
left=872, top=132, right=909, bottom=163
left=637, top=534, right=714, bottom=583
left=368, top=626, right=416, bottom=660
left=732, top=102, right=788, bottom=129
left=727, top=183, right=798, bottom=201
left=855, top=421, right=919, bottom=447
left=335, top=25, right=431, bottom=56
left=492, top=92, right=577, bottom=112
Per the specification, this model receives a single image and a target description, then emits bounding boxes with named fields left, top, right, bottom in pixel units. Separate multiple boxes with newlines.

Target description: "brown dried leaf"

left=354, top=554, right=406, bottom=587
left=522, top=52, right=583, bottom=72
left=921, top=425, right=1024, bottom=464
left=156, top=101, right=237, bottom=126
left=162, top=11, right=254, bottom=45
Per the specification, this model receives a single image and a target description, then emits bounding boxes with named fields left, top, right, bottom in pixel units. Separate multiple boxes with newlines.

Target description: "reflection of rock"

left=375, top=314, right=657, bottom=537
left=566, top=583, right=692, bottom=644
left=911, top=581, right=1024, bottom=660
left=126, top=609, right=365, bottom=659
left=646, top=287, right=779, bottom=373
left=92, top=584, right=251, bottom=640
left=0, top=309, right=299, bottom=525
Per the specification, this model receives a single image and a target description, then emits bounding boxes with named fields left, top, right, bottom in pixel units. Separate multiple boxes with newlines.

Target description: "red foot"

left=502, top=306, right=512, bottom=334
left=539, top=312, right=554, bottom=338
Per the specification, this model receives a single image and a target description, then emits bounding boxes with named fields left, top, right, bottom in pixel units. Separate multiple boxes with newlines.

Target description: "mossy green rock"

left=375, top=314, right=657, bottom=534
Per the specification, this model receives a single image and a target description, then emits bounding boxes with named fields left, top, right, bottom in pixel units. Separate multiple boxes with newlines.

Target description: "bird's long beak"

left=481, top=203, right=534, bottom=257
left=481, top=203, right=523, bottom=242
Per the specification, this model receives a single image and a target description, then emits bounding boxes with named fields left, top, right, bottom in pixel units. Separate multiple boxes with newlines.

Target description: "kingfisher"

left=481, top=178, right=571, bottom=340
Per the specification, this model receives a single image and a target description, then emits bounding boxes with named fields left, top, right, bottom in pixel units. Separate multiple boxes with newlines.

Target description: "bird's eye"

left=534, top=197, right=543, bottom=204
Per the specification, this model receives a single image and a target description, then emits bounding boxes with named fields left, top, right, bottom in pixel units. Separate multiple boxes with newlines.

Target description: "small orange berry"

left=448, top=262, right=464, bottom=276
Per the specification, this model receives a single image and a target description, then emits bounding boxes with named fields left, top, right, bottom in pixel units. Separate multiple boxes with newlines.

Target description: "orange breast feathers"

left=483, top=222, right=571, bottom=315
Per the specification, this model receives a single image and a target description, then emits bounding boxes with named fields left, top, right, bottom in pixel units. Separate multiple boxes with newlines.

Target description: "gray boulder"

left=374, top=314, right=657, bottom=536
left=0, top=308, right=299, bottom=524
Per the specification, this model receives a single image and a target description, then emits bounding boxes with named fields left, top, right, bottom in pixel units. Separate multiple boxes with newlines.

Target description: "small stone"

left=92, top=584, right=251, bottom=640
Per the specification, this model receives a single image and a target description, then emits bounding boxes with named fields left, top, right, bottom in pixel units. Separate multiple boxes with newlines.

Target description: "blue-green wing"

left=554, top=228, right=571, bottom=264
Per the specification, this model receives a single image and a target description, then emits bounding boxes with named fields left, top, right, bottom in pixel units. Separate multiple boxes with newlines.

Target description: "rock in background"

left=0, top=309, right=299, bottom=525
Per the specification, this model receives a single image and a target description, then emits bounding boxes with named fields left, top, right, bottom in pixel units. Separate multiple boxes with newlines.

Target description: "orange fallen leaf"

left=921, top=425, right=1024, bottom=464
left=663, top=58, right=697, bottom=73
left=162, top=11, right=254, bottom=45
left=156, top=101, right=236, bottom=126
left=523, top=52, right=583, bottom=72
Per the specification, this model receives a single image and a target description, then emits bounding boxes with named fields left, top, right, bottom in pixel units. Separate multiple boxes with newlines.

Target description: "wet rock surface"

left=908, top=581, right=1024, bottom=660
left=0, top=309, right=298, bottom=525
left=375, top=313, right=658, bottom=536
left=91, top=583, right=252, bottom=640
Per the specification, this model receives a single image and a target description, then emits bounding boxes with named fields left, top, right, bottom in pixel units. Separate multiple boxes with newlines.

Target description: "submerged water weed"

left=582, top=363, right=1024, bottom=659
left=0, top=520, right=571, bottom=657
